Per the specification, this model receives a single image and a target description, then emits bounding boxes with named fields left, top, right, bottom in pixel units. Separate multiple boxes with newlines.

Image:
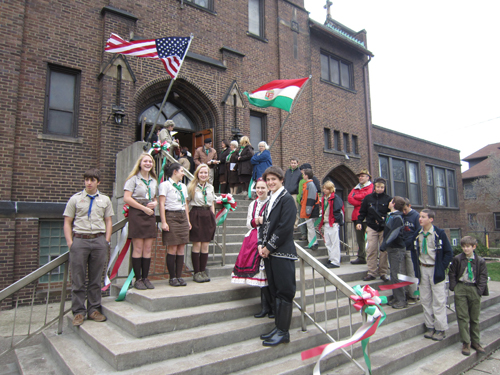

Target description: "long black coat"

left=237, top=145, right=254, bottom=176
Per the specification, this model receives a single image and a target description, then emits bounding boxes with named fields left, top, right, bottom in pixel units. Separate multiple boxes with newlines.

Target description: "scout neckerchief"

left=198, top=183, right=208, bottom=205
left=87, top=193, right=98, bottom=218
left=467, top=255, right=474, bottom=281
left=226, top=149, right=235, bottom=162
left=204, top=146, right=209, bottom=156
left=141, top=177, right=152, bottom=200
left=170, top=179, right=185, bottom=204
left=422, top=232, right=432, bottom=255
left=238, top=146, right=244, bottom=155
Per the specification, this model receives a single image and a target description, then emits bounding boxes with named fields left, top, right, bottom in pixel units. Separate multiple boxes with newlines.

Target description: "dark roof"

left=462, top=142, right=500, bottom=161
left=462, top=158, right=491, bottom=180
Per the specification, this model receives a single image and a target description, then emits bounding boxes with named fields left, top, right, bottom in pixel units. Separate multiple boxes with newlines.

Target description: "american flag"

left=105, top=33, right=191, bottom=79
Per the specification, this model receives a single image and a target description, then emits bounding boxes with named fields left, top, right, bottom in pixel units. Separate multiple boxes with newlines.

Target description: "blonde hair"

left=126, top=153, right=157, bottom=181
left=187, top=164, right=210, bottom=199
left=239, top=136, right=251, bottom=147
left=322, top=180, right=336, bottom=193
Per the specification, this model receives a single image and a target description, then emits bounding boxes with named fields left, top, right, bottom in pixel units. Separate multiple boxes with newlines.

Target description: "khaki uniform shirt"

left=159, top=178, right=187, bottom=211
left=418, top=226, right=437, bottom=265
left=63, top=190, right=114, bottom=234
left=188, top=183, right=216, bottom=208
left=123, top=173, right=158, bottom=201
left=460, top=253, right=476, bottom=283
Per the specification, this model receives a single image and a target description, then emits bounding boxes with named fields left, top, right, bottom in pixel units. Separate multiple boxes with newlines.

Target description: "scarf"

left=172, top=181, right=185, bottom=204
left=467, top=258, right=474, bottom=281
left=422, top=232, right=432, bottom=255
left=141, top=178, right=151, bottom=200
left=198, top=183, right=208, bottom=205
left=319, top=192, right=335, bottom=230
left=226, top=149, right=235, bottom=162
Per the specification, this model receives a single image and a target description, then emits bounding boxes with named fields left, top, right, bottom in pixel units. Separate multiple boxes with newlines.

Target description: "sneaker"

left=326, top=263, right=340, bottom=269
left=169, top=278, right=180, bottom=287
left=362, top=275, right=376, bottom=281
left=471, top=342, right=486, bottom=353
left=88, top=310, right=107, bottom=322
left=72, top=314, right=84, bottom=326
left=386, top=296, right=395, bottom=306
left=407, top=297, right=418, bottom=305
left=201, top=271, right=211, bottom=282
left=193, top=272, right=205, bottom=283
left=392, top=301, right=408, bottom=309
left=380, top=275, right=389, bottom=282
left=350, top=258, right=367, bottom=265
left=143, top=278, right=155, bottom=289
left=424, top=328, right=435, bottom=339
left=462, top=343, right=471, bottom=356
left=309, top=244, right=318, bottom=251
left=177, top=278, right=187, bottom=286
left=432, top=330, right=446, bottom=341
left=134, top=279, right=147, bottom=290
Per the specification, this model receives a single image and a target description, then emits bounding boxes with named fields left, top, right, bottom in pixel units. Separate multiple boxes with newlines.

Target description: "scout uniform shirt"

left=63, top=190, right=114, bottom=234
left=418, top=226, right=436, bottom=266
left=188, top=183, right=216, bottom=208
left=123, top=173, right=158, bottom=203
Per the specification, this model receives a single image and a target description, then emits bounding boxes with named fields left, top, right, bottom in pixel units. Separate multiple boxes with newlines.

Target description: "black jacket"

left=284, top=167, right=302, bottom=194
left=402, top=208, right=421, bottom=250
left=380, top=211, right=405, bottom=251
left=414, top=226, right=453, bottom=284
left=356, top=189, right=392, bottom=232
left=237, top=145, right=254, bottom=176
left=449, top=252, right=489, bottom=296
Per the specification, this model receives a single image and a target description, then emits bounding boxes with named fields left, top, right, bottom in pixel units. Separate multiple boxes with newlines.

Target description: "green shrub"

left=453, top=242, right=489, bottom=257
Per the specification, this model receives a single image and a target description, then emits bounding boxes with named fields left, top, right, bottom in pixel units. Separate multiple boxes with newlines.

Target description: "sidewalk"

left=465, top=348, right=500, bottom=374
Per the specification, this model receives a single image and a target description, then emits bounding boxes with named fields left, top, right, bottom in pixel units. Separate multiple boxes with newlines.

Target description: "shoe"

left=255, top=288, right=273, bottom=318
left=380, top=275, right=389, bottom=282
left=471, top=342, right=486, bottom=353
left=407, top=297, right=418, bottom=305
left=169, top=278, right=180, bottom=287
left=262, top=299, right=293, bottom=347
left=462, top=343, right=471, bottom=356
left=143, top=278, right=155, bottom=289
left=350, top=258, right=367, bottom=265
left=309, top=244, right=318, bottom=251
left=201, top=270, right=211, bottom=282
left=88, top=310, right=107, bottom=322
left=193, top=272, right=205, bottom=283
left=387, top=296, right=395, bottom=306
left=177, top=278, right=187, bottom=286
left=300, top=235, right=307, bottom=240
left=424, top=328, right=435, bottom=339
left=263, top=329, right=290, bottom=346
left=260, top=327, right=278, bottom=340
left=72, top=314, right=84, bottom=326
left=134, top=279, right=147, bottom=290
left=326, top=263, right=340, bottom=269
left=432, top=330, right=446, bottom=341
left=392, top=301, right=408, bottom=309
left=362, top=275, right=376, bottom=281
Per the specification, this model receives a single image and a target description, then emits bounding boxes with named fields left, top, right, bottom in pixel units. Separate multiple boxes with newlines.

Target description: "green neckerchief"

left=141, top=178, right=151, bottom=200
left=171, top=180, right=185, bottom=204
left=467, top=257, right=474, bottom=281
left=198, top=183, right=208, bottom=205
left=422, top=232, right=432, bottom=255
left=226, top=149, right=235, bottom=162
left=205, top=146, right=209, bottom=156
left=238, top=146, right=244, bottom=155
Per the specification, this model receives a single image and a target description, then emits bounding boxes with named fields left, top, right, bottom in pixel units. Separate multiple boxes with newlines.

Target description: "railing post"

left=300, top=258, right=307, bottom=331
left=58, top=260, right=69, bottom=334
left=362, top=307, right=370, bottom=375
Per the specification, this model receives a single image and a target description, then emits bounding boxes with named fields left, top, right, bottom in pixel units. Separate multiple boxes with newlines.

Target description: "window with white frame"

left=379, top=155, right=421, bottom=205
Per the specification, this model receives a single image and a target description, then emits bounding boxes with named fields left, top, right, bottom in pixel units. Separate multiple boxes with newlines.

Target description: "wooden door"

left=192, top=129, right=214, bottom=150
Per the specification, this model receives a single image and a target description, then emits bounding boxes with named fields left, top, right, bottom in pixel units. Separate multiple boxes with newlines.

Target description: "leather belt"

left=191, top=206, right=211, bottom=210
left=420, top=263, right=434, bottom=268
left=74, top=233, right=104, bottom=239
left=460, top=281, right=476, bottom=286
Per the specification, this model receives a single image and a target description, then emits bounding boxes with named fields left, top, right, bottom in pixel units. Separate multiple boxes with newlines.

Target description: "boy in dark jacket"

left=402, top=198, right=421, bottom=303
left=380, top=196, right=407, bottom=309
left=449, top=236, right=488, bottom=356
left=356, top=177, right=392, bottom=281
left=415, top=209, right=453, bottom=342
left=318, top=181, right=344, bottom=268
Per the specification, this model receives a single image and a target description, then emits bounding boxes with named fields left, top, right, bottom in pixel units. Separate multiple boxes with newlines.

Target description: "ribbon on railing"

left=148, top=141, right=170, bottom=184
left=307, top=216, right=323, bottom=248
left=215, top=194, right=237, bottom=226
left=122, top=204, right=130, bottom=217
left=248, top=177, right=254, bottom=199
left=301, top=284, right=388, bottom=375
left=378, top=274, right=419, bottom=292
left=102, top=223, right=130, bottom=291
left=116, top=269, right=135, bottom=301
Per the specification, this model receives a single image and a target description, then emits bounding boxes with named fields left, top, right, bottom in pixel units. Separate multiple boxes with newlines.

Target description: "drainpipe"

left=363, top=56, right=374, bottom=175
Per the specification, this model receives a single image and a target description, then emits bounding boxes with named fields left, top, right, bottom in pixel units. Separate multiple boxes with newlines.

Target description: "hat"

left=164, top=120, right=175, bottom=128
left=357, top=169, right=371, bottom=178
left=204, top=138, right=212, bottom=144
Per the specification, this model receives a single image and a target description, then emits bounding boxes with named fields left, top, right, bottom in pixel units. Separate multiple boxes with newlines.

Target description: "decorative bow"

left=149, top=142, right=170, bottom=183
left=122, top=204, right=130, bottom=217
left=215, top=194, right=238, bottom=226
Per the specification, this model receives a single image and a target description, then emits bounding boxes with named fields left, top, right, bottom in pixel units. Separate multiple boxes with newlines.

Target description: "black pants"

left=264, top=256, right=296, bottom=304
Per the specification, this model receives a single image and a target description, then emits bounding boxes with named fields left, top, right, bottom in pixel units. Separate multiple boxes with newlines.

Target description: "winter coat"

left=356, top=188, right=392, bottom=232
left=237, top=145, right=254, bottom=176
left=402, top=208, right=421, bottom=250
left=449, top=252, right=489, bottom=296
left=251, top=149, right=272, bottom=180
left=318, top=192, right=344, bottom=231
left=347, top=182, right=373, bottom=221
left=284, top=167, right=302, bottom=195
left=414, top=226, right=453, bottom=284
left=380, top=211, right=405, bottom=251
left=300, top=180, right=319, bottom=219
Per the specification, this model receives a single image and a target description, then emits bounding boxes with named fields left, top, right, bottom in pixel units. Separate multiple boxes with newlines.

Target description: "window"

left=320, top=52, right=353, bottom=89
left=352, top=135, right=358, bottom=155
left=185, top=0, right=214, bottom=11
left=494, top=213, right=500, bottom=230
left=250, top=112, right=266, bottom=148
left=468, top=213, right=477, bottom=227
left=343, top=133, right=349, bottom=153
left=464, top=181, right=477, bottom=199
left=248, top=0, right=265, bottom=38
left=39, top=221, right=68, bottom=283
left=44, top=65, right=80, bottom=137
left=324, top=128, right=331, bottom=150
left=426, top=165, right=458, bottom=208
left=378, top=155, right=421, bottom=205
left=333, top=131, right=340, bottom=151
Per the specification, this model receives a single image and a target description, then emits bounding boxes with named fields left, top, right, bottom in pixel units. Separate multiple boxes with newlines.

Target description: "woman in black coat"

left=226, top=140, right=240, bottom=195
left=237, top=136, right=254, bottom=195
left=218, top=139, right=230, bottom=194
left=258, top=166, right=297, bottom=347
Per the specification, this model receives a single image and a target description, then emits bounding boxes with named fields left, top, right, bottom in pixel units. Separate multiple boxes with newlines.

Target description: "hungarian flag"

left=244, top=77, right=309, bottom=112
left=105, top=33, right=191, bottom=79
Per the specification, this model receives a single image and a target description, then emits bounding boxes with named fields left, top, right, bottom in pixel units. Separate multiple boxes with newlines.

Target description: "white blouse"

left=159, top=178, right=188, bottom=211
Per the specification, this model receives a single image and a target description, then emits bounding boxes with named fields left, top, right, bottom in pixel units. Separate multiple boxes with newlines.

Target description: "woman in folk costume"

left=318, top=181, right=345, bottom=269
left=123, top=153, right=158, bottom=290
left=159, top=163, right=191, bottom=287
left=231, top=178, right=274, bottom=318
left=187, top=164, right=217, bottom=283
left=258, top=166, right=297, bottom=347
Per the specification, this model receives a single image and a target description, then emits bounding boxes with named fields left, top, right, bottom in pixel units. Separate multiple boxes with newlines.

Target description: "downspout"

left=363, top=56, right=374, bottom=175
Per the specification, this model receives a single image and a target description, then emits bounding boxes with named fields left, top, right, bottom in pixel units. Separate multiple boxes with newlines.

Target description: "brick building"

left=0, top=0, right=465, bottom=298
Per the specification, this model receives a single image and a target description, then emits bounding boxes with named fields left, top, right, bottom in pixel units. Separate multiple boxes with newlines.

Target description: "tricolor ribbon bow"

left=215, top=194, right=237, bottom=226
left=301, top=284, right=387, bottom=375
left=150, top=140, right=170, bottom=155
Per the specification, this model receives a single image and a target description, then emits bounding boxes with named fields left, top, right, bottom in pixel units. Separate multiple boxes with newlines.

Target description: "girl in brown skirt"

left=123, top=153, right=158, bottom=290
left=187, top=164, right=217, bottom=283
left=159, top=163, right=192, bottom=287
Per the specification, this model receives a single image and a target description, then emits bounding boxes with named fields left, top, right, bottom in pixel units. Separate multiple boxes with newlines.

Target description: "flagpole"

left=144, top=34, right=194, bottom=149
left=269, top=75, right=311, bottom=150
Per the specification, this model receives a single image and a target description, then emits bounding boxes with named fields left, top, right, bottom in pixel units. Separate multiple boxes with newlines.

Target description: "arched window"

left=138, top=102, right=195, bottom=131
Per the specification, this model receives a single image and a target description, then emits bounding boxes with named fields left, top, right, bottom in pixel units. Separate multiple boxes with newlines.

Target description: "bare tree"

left=472, top=153, right=500, bottom=210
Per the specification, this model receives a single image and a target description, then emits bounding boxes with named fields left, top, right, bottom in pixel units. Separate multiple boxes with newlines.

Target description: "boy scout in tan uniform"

left=63, top=169, right=114, bottom=326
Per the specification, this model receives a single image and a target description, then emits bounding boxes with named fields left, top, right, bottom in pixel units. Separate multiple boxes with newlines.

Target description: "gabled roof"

left=462, top=158, right=491, bottom=180
left=462, top=142, right=500, bottom=161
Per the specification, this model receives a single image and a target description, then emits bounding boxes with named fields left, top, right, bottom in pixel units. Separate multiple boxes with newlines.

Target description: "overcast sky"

left=305, top=0, right=500, bottom=171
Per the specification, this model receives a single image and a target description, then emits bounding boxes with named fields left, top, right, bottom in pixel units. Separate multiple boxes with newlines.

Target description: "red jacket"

left=347, top=182, right=373, bottom=221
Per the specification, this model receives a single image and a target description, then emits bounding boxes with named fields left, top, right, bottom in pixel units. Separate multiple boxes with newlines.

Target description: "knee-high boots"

left=261, top=298, right=292, bottom=346
left=254, top=287, right=274, bottom=319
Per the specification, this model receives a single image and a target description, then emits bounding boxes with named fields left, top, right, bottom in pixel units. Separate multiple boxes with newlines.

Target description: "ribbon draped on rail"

left=102, top=223, right=131, bottom=291
left=301, top=285, right=388, bottom=375
left=378, top=274, right=419, bottom=292
left=149, top=141, right=170, bottom=183
left=215, top=194, right=237, bottom=226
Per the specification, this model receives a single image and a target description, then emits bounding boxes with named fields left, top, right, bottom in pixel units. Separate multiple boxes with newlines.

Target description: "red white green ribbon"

left=301, top=284, right=388, bottom=375
left=149, top=141, right=170, bottom=184
left=378, top=274, right=419, bottom=292
left=102, top=223, right=130, bottom=291
left=122, top=204, right=130, bottom=217
left=215, top=194, right=237, bottom=226
left=116, top=269, right=135, bottom=302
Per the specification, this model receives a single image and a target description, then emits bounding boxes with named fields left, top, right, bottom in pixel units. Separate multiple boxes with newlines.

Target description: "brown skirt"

left=161, top=210, right=190, bottom=246
left=189, top=206, right=216, bottom=242
left=128, top=207, right=157, bottom=239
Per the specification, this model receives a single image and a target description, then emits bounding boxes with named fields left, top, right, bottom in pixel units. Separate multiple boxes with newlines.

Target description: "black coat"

left=380, top=211, right=405, bottom=251
left=449, top=252, right=489, bottom=296
left=356, top=191, right=392, bottom=232
left=218, top=147, right=230, bottom=175
left=238, top=145, right=254, bottom=176
left=414, top=226, right=453, bottom=284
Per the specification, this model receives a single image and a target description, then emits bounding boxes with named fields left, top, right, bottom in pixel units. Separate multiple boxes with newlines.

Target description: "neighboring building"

left=462, top=142, right=500, bottom=247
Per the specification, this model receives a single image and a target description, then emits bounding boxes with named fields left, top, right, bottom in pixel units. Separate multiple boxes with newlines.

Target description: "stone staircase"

left=12, top=196, right=500, bottom=374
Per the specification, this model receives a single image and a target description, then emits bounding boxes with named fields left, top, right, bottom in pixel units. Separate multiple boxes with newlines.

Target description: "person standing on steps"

left=284, top=158, right=302, bottom=229
left=258, top=166, right=297, bottom=347
left=318, top=181, right=344, bottom=269
left=194, top=138, right=218, bottom=185
left=123, top=153, right=158, bottom=290
left=299, top=168, right=320, bottom=251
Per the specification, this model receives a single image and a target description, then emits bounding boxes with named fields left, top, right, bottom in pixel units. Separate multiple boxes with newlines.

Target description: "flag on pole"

left=244, top=77, right=309, bottom=112
left=105, top=33, right=191, bottom=79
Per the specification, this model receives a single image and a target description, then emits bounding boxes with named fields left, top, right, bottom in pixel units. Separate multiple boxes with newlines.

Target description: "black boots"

left=261, top=298, right=292, bottom=346
left=254, top=287, right=275, bottom=319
